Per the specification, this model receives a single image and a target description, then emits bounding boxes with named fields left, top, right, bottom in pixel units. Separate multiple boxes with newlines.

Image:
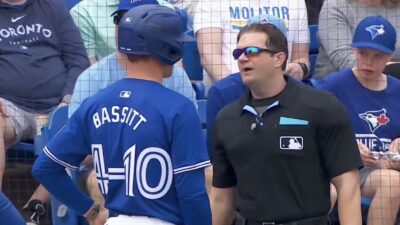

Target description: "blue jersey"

left=43, top=78, right=210, bottom=224
left=0, top=192, right=25, bottom=225
left=316, top=68, right=400, bottom=151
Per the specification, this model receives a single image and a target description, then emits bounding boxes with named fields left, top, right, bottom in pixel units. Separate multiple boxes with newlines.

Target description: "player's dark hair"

left=237, top=23, right=288, bottom=70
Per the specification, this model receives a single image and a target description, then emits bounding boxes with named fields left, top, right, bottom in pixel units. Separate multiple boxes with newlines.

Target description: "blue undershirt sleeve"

left=32, top=154, right=94, bottom=216
left=174, top=169, right=211, bottom=225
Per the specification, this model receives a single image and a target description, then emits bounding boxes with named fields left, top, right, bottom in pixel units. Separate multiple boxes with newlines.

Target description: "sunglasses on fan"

left=232, top=46, right=279, bottom=60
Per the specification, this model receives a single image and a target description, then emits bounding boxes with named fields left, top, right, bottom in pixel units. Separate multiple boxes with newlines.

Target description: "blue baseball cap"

left=247, top=14, right=288, bottom=37
left=111, top=0, right=159, bottom=16
left=351, top=15, right=396, bottom=54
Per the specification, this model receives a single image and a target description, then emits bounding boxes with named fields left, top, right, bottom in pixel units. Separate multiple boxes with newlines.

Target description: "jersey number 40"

left=92, top=144, right=173, bottom=199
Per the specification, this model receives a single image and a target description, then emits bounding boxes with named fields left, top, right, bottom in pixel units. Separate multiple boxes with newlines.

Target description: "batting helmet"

left=117, top=5, right=194, bottom=65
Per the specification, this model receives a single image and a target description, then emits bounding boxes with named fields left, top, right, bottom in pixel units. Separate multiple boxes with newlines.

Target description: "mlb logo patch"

left=119, top=91, right=131, bottom=98
left=280, top=136, right=303, bottom=150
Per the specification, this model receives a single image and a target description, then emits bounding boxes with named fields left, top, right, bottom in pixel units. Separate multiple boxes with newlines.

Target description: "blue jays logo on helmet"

left=365, top=24, right=385, bottom=40
left=359, top=108, right=390, bottom=133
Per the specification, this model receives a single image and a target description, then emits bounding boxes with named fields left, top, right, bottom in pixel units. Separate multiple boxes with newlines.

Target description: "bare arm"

left=331, top=169, right=362, bottom=225
left=210, top=187, right=235, bottom=225
left=286, top=42, right=310, bottom=80
left=196, top=28, right=231, bottom=82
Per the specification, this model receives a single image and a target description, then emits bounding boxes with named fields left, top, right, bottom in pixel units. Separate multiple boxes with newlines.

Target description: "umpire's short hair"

left=237, top=23, right=288, bottom=70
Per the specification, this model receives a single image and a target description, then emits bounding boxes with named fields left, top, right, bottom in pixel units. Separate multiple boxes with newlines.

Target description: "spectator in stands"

left=0, top=0, right=89, bottom=224
left=305, top=0, right=323, bottom=25
left=193, top=0, right=310, bottom=87
left=70, top=0, right=174, bottom=64
left=69, top=0, right=197, bottom=219
left=314, top=0, right=400, bottom=80
left=167, top=0, right=197, bottom=18
left=317, top=16, right=400, bottom=225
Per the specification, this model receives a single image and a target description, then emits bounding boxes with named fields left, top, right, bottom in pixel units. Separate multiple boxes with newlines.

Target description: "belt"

left=237, top=215, right=327, bottom=225
left=108, top=210, right=120, bottom=218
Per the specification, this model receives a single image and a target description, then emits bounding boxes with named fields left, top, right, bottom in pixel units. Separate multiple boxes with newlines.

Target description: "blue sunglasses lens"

left=232, top=47, right=262, bottom=59
left=245, top=47, right=261, bottom=55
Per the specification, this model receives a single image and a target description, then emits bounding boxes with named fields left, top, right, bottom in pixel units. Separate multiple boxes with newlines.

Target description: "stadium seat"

left=308, top=25, right=319, bottom=77
left=197, top=99, right=207, bottom=143
left=197, top=99, right=207, bottom=129
left=176, top=8, right=206, bottom=99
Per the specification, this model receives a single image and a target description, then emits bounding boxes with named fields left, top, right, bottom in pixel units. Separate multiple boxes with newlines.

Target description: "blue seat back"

left=309, top=25, right=319, bottom=77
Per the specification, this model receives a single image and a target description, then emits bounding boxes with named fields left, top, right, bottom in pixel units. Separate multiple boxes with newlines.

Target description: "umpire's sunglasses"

left=232, top=46, right=279, bottom=60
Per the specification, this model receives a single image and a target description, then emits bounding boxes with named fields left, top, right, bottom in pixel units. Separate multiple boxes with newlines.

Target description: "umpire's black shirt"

left=211, top=76, right=362, bottom=222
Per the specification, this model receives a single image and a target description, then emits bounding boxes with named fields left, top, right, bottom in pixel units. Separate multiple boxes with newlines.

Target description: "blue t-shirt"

left=43, top=78, right=210, bottom=224
left=0, top=0, right=89, bottom=112
left=316, top=68, right=400, bottom=151
left=69, top=53, right=197, bottom=117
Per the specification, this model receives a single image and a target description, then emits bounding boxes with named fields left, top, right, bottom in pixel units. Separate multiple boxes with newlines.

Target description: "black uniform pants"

left=235, top=213, right=328, bottom=225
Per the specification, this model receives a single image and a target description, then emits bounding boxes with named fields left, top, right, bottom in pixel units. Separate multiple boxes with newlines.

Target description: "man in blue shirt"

left=33, top=5, right=211, bottom=225
left=317, top=16, right=400, bottom=225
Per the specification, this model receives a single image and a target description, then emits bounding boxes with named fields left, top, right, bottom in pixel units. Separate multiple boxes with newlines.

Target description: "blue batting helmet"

left=117, top=5, right=194, bottom=65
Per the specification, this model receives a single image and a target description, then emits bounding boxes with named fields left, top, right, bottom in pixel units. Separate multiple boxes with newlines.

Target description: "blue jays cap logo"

left=359, top=108, right=390, bottom=133
left=365, top=24, right=385, bottom=40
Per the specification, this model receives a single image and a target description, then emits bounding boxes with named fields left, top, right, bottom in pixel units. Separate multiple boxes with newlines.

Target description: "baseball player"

left=32, top=5, right=211, bottom=225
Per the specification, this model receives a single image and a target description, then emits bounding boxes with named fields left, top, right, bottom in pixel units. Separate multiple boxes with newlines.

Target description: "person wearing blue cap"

left=314, top=0, right=400, bottom=80
left=317, top=15, right=400, bottom=225
left=32, top=4, right=211, bottom=225
left=210, top=17, right=363, bottom=225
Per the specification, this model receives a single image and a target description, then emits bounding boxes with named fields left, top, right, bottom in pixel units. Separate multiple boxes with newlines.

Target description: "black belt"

left=236, top=214, right=327, bottom=225
left=108, top=210, right=120, bottom=218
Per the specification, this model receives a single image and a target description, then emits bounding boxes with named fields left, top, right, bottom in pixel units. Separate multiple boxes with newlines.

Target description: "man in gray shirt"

left=314, top=0, right=400, bottom=79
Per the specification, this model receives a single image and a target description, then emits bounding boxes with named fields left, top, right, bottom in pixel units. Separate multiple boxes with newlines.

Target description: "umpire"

left=210, top=22, right=363, bottom=225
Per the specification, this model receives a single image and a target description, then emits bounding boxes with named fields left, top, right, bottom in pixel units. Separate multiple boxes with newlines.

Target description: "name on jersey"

left=0, top=24, right=52, bottom=42
left=92, top=106, right=147, bottom=130
left=356, top=134, right=391, bottom=151
left=230, top=6, right=289, bottom=20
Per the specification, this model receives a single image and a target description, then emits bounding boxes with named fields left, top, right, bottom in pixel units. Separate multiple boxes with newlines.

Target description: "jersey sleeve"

left=171, top=102, right=211, bottom=175
left=317, top=94, right=363, bottom=179
left=44, top=103, right=92, bottom=169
